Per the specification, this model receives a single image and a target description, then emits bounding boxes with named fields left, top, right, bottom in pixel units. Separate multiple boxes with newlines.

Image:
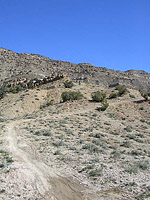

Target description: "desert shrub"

left=125, top=126, right=132, bottom=132
left=92, top=139, right=101, bottom=146
left=110, top=131, right=119, bottom=135
left=125, top=161, right=150, bottom=175
left=54, top=150, right=61, bottom=155
left=110, top=150, right=121, bottom=159
left=140, top=106, right=144, bottom=110
left=64, top=80, right=74, bottom=88
left=0, top=92, right=4, bottom=99
left=47, top=99, right=54, bottom=106
left=142, top=93, right=149, bottom=101
left=101, top=101, right=109, bottom=111
left=137, top=160, right=150, bottom=170
left=40, top=104, right=45, bottom=109
left=82, top=143, right=99, bottom=153
left=129, top=94, right=135, bottom=98
left=40, top=99, right=54, bottom=109
left=115, top=85, right=127, bottom=96
left=96, top=101, right=109, bottom=111
left=42, top=130, right=51, bottom=136
left=52, top=140, right=64, bottom=147
left=125, top=164, right=138, bottom=174
left=69, top=146, right=76, bottom=150
left=5, top=85, right=23, bottom=94
left=6, top=157, right=13, bottom=164
left=140, top=91, right=149, bottom=101
left=27, top=80, right=35, bottom=89
left=91, top=91, right=106, bottom=102
left=120, top=141, right=131, bottom=148
left=46, top=85, right=55, bottom=89
left=130, top=150, right=141, bottom=156
left=109, top=92, right=118, bottom=99
left=61, top=91, right=83, bottom=102
left=89, top=168, right=102, bottom=177
left=94, top=133, right=103, bottom=138
left=126, top=134, right=136, bottom=140
left=79, top=165, right=95, bottom=173
left=136, top=193, right=150, bottom=200
left=0, top=163, right=4, bottom=168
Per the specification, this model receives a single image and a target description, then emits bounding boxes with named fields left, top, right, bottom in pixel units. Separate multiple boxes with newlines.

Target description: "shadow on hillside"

left=133, top=99, right=148, bottom=104
left=88, top=100, right=105, bottom=103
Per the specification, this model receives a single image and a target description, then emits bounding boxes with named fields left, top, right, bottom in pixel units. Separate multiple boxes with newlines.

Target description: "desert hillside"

left=0, top=49, right=150, bottom=200
left=0, top=48, right=150, bottom=92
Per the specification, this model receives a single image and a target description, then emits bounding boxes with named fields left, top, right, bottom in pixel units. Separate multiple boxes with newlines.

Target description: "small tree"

left=91, top=91, right=106, bottom=102
left=64, top=80, right=74, bottom=88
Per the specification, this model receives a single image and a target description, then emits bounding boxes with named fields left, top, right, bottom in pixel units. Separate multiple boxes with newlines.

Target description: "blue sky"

left=0, top=0, right=150, bottom=72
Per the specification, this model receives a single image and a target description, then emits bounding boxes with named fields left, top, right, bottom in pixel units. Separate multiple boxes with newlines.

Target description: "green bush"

left=129, top=94, right=135, bottom=98
left=91, top=91, right=106, bottom=102
left=89, top=169, right=102, bottom=177
left=40, top=99, right=54, bottom=109
left=0, top=91, right=4, bottom=99
left=61, top=91, right=83, bottom=102
left=115, top=85, right=127, bottom=96
left=5, top=85, right=23, bottom=94
left=64, top=80, right=74, bottom=88
left=79, top=165, right=95, bottom=173
left=82, top=143, right=99, bottom=153
left=120, top=141, right=131, bottom=148
left=47, top=99, right=54, bottom=106
left=97, top=101, right=109, bottom=111
left=137, top=160, right=150, bottom=170
left=140, top=91, right=149, bottom=101
left=125, top=126, right=132, bottom=132
left=109, top=92, right=118, bottom=99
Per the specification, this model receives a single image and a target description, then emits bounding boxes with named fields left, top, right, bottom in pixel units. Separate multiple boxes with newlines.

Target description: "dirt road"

left=5, top=121, right=96, bottom=200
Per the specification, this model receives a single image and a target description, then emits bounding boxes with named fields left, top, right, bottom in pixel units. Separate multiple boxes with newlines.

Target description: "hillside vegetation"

left=0, top=48, right=150, bottom=200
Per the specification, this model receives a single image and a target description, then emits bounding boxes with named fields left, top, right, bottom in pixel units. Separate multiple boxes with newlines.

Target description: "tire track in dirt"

left=5, top=121, right=91, bottom=200
left=6, top=123, right=52, bottom=195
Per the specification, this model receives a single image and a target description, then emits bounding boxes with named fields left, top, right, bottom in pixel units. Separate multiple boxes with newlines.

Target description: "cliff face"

left=0, top=48, right=150, bottom=92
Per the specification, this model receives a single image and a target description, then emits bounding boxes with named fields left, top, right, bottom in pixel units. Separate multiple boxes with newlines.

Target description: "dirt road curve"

left=5, top=121, right=103, bottom=200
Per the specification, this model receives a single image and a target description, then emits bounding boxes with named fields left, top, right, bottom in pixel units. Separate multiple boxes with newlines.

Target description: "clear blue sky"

left=0, top=0, right=150, bottom=72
